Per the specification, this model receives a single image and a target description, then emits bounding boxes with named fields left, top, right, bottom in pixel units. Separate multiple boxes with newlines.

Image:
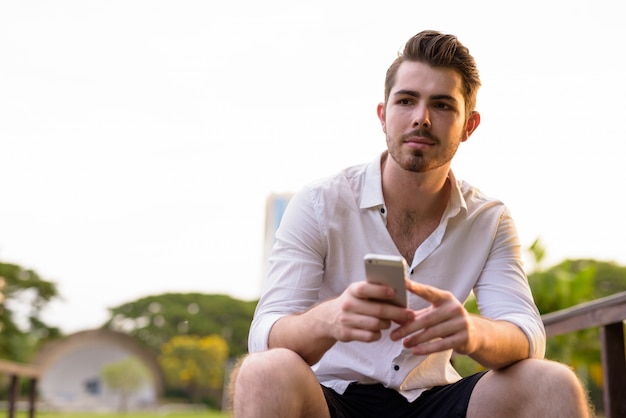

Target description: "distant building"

left=33, top=329, right=164, bottom=412
left=262, top=193, right=293, bottom=281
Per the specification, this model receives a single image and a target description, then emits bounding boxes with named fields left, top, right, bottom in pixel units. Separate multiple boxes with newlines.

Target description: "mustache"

left=401, top=129, right=439, bottom=144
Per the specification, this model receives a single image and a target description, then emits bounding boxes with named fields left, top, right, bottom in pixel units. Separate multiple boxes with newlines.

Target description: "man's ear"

left=462, top=111, right=481, bottom=142
left=377, top=102, right=386, bottom=134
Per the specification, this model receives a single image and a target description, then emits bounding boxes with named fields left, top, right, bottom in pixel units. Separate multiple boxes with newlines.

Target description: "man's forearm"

left=268, top=300, right=337, bottom=365
left=468, top=316, right=531, bottom=370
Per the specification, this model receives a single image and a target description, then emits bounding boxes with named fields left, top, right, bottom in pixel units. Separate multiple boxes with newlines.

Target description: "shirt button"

left=380, top=207, right=386, bottom=214
left=393, top=365, right=400, bottom=371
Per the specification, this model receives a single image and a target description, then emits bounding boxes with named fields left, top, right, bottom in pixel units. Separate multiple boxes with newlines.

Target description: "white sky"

left=1, top=0, right=624, bottom=334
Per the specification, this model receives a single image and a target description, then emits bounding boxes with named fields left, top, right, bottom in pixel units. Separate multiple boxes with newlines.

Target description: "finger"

left=402, top=319, right=462, bottom=347
left=408, top=337, right=452, bottom=355
left=390, top=301, right=465, bottom=341
left=352, top=281, right=397, bottom=304
left=334, top=310, right=394, bottom=343
left=335, top=323, right=384, bottom=343
left=407, top=325, right=472, bottom=355
left=352, top=283, right=413, bottom=323
left=405, top=280, right=449, bottom=305
left=342, top=312, right=392, bottom=332
left=363, top=299, right=413, bottom=324
left=390, top=307, right=448, bottom=341
left=340, top=290, right=411, bottom=327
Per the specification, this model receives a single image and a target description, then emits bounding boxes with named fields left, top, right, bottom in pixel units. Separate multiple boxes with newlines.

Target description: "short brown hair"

left=384, top=30, right=481, bottom=117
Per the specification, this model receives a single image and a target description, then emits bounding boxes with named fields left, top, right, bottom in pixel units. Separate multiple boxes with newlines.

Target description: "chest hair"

left=386, top=209, right=440, bottom=265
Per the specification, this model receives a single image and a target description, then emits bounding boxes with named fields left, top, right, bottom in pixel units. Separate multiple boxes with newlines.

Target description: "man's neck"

left=381, top=154, right=451, bottom=216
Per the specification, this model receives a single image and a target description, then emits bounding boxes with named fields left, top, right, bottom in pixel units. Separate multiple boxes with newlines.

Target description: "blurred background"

left=1, top=0, right=624, bottom=416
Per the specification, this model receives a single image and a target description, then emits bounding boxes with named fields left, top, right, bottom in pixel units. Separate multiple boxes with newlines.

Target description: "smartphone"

left=364, top=253, right=408, bottom=307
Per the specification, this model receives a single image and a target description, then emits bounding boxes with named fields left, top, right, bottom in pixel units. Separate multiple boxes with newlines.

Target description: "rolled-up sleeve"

left=473, top=208, right=546, bottom=359
left=248, top=186, right=326, bottom=353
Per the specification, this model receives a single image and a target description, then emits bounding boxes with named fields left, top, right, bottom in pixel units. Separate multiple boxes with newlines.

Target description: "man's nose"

left=412, top=105, right=430, bottom=128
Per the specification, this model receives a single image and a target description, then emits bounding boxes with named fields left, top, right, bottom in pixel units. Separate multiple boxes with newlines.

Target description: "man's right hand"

left=326, top=281, right=414, bottom=343
left=268, top=281, right=412, bottom=365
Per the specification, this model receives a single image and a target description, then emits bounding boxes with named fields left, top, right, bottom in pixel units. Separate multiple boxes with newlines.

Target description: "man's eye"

left=399, top=99, right=412, bottom=105
left=434, top=102, right=451, bottom=110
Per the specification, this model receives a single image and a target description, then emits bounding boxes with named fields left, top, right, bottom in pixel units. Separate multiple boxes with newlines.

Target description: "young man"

left=232, top=30, right=590, bottom=417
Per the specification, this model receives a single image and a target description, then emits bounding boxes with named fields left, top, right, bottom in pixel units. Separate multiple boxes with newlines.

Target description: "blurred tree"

left=159, top=334, right=228, bottom=403
left=101, top=356, right=151, bottom=412
left=0, top=261, right=61, bottom=362
left=547, top=257, right=626, bottom=299
left=526, top=238, right=626, bottom=413
left=458, top=238, right=626, bottom=392
left=103, top=293, right=256, bottom=359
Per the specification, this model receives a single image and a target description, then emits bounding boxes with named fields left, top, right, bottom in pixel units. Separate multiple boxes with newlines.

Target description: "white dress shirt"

left=249, top=152, right=546, bottom=401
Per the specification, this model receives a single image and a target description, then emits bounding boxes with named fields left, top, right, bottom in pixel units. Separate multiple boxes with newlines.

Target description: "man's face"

left=377, top=61, right=479, bottom=173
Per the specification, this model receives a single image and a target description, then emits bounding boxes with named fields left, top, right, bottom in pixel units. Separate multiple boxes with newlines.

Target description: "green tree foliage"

left=103, top=293, right=257, bottom=359
left=0, top=261, right=61, bottom=362
left=528, top=257, right=600, bottom=387
left=527, top=239, right=626, bottom=411
left=527, top=239, right=626, bottom=309
left=160, top=334, right=229, bottom=403
left=458, top=239, right=626, bottom=391
left=547, top=257, right=626, bottom=299
left=101, top=356, right=151, bottom=412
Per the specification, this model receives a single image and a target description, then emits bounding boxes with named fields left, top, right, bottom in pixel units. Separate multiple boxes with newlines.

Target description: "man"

left=232, top=30, right=590, bottom=417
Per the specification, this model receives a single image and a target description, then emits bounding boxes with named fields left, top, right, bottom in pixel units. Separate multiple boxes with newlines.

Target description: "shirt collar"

left=359, top=151, right=468, bottom=218
left=445, top=169, right=468, bottom=218
left=360, top=152, right=386, bottom=210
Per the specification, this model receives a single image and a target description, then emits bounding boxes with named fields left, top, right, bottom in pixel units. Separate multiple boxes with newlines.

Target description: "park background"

left=1, top=0, right=624, bottom=416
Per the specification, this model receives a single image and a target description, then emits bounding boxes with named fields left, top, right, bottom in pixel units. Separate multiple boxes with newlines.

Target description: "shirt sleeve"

left=473, top=208, right=546, bottom=359
left=248, top=186, right=327, bottom=353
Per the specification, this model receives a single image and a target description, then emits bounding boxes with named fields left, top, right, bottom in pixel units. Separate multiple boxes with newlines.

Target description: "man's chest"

left=385, top=211, right=440, bottom=264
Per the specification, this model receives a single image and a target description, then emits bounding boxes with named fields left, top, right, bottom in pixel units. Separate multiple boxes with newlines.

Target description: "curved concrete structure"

left=34, top=329, right=164, bottom=411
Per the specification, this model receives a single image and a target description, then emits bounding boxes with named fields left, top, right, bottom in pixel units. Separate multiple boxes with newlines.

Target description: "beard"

left=386, top=128, right=461, bottom=173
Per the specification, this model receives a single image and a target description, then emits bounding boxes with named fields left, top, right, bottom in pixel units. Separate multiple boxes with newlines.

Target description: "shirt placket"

left=386, top=347, right=414, bottom=387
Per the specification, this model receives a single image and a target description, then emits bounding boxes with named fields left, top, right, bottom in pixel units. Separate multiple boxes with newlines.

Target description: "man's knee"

left=520, top=359, right=592, bottom=416
left=498, top=359, right=587, bottom=396
left=236, top=348, right=308, bottom=381
left=229, top=349, right=312, bottom=402
left=470, top=359, right=592, bottom=418
left=513, top=359, right=586, bottom=394
left=229, top=349, right=328, bottom=417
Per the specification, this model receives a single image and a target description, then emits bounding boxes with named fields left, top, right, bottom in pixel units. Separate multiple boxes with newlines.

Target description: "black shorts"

left=321, top=371, right=488, bottom=418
